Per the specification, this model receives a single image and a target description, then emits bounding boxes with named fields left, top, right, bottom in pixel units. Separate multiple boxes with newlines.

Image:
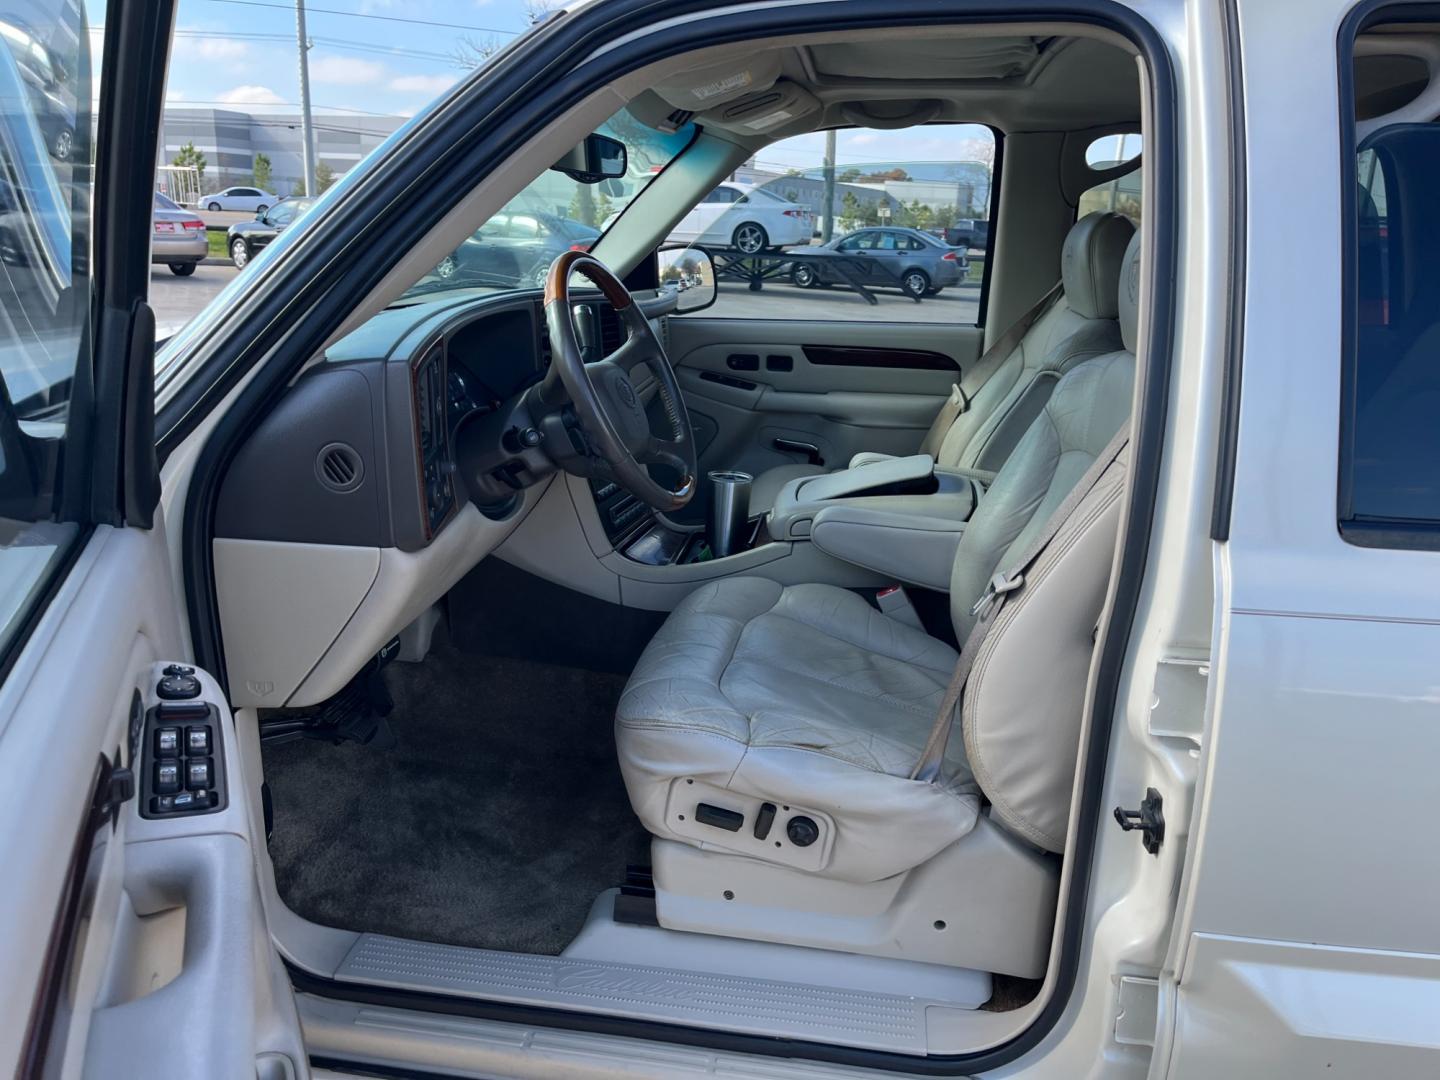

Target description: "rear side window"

left=1339, top=124, right=1440, bottom=542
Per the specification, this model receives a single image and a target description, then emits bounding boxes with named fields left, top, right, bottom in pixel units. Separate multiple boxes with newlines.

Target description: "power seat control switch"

left=695, top=803, right=744, bottom=832
left=139, top=669, right=227, bottom=820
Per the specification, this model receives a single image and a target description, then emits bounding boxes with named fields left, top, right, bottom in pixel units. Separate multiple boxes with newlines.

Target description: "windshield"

left=398, top=104, right=695, bottom=301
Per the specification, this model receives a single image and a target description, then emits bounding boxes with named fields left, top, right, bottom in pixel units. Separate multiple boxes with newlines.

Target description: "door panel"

left=0, top=526, right=307, bottom=1079
left=667, top=315, right=982, bottom=483
left=0, top=1, right=310, bottom=1076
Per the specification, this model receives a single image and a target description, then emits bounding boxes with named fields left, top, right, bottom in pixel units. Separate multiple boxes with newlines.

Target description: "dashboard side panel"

left=215, top=538, right=381, bottom=709
left=214, top=366, right=392, bottom=548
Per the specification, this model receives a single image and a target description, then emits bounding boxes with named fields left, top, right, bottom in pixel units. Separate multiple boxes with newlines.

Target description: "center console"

left=591, top=475, right=766, bottom=567
left=599, top=453, right=983, bottom=593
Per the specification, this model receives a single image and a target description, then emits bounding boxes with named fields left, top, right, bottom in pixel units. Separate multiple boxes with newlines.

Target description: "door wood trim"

left=802, top=344, right=959, bottom=372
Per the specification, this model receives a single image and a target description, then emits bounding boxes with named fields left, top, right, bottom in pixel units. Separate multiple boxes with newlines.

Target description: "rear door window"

left=1340, top=125, right=1440, bottom=542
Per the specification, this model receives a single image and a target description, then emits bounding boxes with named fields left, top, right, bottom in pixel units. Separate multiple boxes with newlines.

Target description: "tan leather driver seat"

left=749, top=211, right=1134, bottom=512
left=615, top=232, right=1142, bottom=978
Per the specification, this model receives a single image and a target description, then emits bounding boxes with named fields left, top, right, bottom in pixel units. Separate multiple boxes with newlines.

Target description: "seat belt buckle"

left=877, top=585, right=924, bottom=629
left=970, top=570, right=1024, bottom=620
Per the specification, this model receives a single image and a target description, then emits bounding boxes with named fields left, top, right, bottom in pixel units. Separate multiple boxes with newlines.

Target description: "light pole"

left=821, top=129, right=836, bottom=242
left=296, top=0, right=317, bottom=196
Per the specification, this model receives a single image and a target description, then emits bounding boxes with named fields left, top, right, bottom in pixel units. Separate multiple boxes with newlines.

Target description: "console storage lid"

left=809, top=505, right=968, bottom=591
left=768, top=454, right=977, bottom=540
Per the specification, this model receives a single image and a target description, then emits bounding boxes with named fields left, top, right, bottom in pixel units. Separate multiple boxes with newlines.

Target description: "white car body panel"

left=669, top=182, right=811, bottom=250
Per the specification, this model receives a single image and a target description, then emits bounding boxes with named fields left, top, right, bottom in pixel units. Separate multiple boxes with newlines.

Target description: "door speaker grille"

left=316, top=442, right=364, bottom=493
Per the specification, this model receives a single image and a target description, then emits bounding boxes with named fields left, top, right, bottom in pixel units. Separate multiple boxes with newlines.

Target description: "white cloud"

left=388, top=73, right=456, bottom=95
left=216, top=84, right=286, bottom=105
left=309, top=54, right=389, bottom=85
left=195, top=37, right=250, bottom=64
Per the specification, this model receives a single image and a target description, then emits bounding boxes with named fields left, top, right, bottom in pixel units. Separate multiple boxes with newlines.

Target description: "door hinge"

left=1113, top=787, right=1165, bottom=855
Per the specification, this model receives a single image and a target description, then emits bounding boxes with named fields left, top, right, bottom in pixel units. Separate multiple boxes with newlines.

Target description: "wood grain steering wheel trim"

left=543, top=249, right=634, bottom=309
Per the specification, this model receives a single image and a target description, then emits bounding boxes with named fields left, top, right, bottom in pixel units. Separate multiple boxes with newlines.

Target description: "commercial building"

left=158, top=106, right=405, bottom=197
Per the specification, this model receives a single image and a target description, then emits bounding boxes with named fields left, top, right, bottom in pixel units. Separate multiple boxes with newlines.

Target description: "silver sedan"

left=151, top=192, right=208, bottom=276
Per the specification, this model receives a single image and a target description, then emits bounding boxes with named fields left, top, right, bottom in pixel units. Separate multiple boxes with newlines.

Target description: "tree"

left=315, top=161, right=337, bottom=194
left=860, top=167, right=910, bottom=183
left=838, top=167, right=862, bottom=184
left=252, top=152, right=272, bottom=191
left=173, top=141, right=206, bottom=183
left=291, top=177, right=306, bottom=197
left=452, top=0, right=558, bottom=68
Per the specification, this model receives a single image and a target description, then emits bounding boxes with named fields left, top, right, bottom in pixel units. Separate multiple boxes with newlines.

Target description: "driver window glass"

left=677, top=124, right=995, bottom=324
left=0, top=0, right=91, bottom=660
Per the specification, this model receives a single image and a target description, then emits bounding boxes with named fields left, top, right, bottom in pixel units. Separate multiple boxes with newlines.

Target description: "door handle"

left=773, top=438, right=824, bottom=466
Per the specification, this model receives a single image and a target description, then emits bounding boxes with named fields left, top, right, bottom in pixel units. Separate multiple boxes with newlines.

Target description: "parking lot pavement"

left=151, top=262, right=238, bottom=338
left=706, top=281, right=982, bottom=324
left=149, top=264, right=983, bottom=342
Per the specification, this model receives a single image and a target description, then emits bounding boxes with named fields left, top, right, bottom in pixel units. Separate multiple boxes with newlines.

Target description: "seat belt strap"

left=919, top=281, right=1064, bottom=460
left=909, top=424, right=1130, bottom=783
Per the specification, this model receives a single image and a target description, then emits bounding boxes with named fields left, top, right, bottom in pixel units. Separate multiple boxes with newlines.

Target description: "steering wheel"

left=539, top=250, right=696, bottom=511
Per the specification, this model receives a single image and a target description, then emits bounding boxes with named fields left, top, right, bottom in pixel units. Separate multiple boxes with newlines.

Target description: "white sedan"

left=668, top=182, right=812, bottom=253
left=198, top=186, right=278, bottom=213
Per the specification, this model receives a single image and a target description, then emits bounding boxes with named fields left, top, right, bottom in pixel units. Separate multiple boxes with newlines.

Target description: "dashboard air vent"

left=316, top=442, right=364, bottom=493
left=598, top=304, right=624, bottom=355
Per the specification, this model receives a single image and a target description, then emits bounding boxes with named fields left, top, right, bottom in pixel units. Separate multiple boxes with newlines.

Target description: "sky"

left=81, top=0, right=999, bottom=169
left=85, top=0, right=546, bottom=119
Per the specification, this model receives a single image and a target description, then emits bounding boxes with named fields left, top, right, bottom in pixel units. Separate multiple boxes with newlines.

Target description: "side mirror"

left=658, top=245, right=717, bottom=314
left=255, top=208, right=266, bottom=221
left=552, top=133, right=627, bottom=184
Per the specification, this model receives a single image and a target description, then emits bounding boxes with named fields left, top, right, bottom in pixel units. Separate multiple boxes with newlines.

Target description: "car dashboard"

left=214, top=289, right=627, bottom=554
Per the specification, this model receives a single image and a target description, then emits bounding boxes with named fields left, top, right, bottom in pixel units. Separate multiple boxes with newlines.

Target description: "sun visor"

left=702, top=80, right=821, bottom=134
left=653, top=51, right=783, bottom=112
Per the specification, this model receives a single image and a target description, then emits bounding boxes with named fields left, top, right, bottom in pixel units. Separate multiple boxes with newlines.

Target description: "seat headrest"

left=1117, top=230, right=1142, bottom=353
left=1061, top=212, right=1134, bottom=320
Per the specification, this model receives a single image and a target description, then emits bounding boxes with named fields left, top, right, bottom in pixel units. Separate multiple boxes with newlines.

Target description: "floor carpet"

left=262, top=643, right=649, bottom=955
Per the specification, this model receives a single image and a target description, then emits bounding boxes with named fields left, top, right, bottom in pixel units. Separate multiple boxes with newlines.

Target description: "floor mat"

left=262, top=643, right=649, bottom=955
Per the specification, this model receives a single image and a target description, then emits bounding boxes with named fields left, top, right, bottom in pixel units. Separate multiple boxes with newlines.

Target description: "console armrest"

left=770, top=454, right=937, bottom=539
left=810, top=506, right=967, bottom=591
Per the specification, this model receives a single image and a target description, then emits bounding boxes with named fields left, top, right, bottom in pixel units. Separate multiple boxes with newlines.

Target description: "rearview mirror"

left=552, top=133, right=627, bottom=184
left=658, top=245, right=717, bottom=314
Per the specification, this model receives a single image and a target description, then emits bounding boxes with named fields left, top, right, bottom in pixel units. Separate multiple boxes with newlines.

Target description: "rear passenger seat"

left=749, top=210, right=1135, bottom=511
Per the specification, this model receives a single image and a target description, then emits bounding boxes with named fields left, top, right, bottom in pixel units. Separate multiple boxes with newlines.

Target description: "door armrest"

left=809, top=506, right=966, bottom=591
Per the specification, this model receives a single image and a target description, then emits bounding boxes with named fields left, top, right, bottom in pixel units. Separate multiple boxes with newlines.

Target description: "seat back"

left=948, top=230, right=1142, bottom=852
left=934, top=211, right=1134, bottom=473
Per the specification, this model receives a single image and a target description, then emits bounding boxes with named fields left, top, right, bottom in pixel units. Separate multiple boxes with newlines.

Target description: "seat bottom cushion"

left=750, top=462, right=828, bottom=513
left=616, top=578, right=980, bottom=882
